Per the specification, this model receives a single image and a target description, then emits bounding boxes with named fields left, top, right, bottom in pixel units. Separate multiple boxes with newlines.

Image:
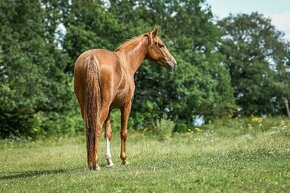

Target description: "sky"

left=206, top=0, right=290, bottom=40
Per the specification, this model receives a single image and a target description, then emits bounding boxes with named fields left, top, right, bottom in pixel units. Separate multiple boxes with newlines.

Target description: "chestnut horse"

left=74, top=29, right=176, bottom=170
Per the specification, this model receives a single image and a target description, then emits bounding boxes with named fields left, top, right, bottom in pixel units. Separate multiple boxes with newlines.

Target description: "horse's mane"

left=116, top=34, right=146, bottom=51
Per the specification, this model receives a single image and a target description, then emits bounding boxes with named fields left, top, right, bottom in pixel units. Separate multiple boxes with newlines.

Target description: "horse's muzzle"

left=167, top=64, right=175, bottom=71
left=167, top=61, right=176, bottom=72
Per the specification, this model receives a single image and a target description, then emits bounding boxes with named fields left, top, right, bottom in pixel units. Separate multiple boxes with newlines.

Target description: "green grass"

left=0, top=120, right=289, bottom=193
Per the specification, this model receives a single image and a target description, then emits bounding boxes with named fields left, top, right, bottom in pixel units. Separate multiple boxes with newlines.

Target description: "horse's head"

left=145, top=28, right=177, bottom=71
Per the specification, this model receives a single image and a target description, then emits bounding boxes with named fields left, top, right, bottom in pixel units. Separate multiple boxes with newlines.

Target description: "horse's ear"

left=146, top=28, right=158, bottom=46
left=152, top=28, right=158, bottom=38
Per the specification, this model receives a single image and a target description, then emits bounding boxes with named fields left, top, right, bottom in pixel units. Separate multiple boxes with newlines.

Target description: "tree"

left=61, top=0, right=128, bottom=73
left=0, top=1, right=73, bottom=138
left=0, top=0, right=238, bottom=138
left=218, top=13, right=290, bottom=116
left=272, top=43, right=290, bottom=117
left=109, top=0, right=236, bottom=129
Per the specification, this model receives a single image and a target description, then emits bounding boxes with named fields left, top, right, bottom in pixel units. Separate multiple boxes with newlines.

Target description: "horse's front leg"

left=104, top=112, right=114, bottom=168
left=120, top=101, right=131, bottom=165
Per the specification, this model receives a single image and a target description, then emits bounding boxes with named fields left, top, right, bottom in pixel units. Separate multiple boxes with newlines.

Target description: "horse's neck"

left=117, top=37, right=148, bottom=75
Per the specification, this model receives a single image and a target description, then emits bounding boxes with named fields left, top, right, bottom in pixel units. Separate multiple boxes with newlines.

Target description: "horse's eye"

left=158, top=43, right=164, bottom=48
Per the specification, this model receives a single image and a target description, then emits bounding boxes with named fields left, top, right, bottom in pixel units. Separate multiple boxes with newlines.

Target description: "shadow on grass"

left=0, top=167, right=86, bottom=181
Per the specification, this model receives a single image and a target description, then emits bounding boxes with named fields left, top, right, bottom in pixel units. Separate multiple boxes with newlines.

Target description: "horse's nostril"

left=173, top=64, right=176, bottom=71
left=167, top=63, right=175, bottom=71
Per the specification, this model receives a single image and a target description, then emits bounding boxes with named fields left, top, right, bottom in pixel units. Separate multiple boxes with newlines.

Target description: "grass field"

left=0, top=119, right=289, bottom=193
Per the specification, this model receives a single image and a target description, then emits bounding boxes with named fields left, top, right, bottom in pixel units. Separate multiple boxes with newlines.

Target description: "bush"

left=152, top=119, right=175, bottom=141
left=200, top=116, right=290, bottom=137
left=173, top=121, right=189, bottom=133
left=34, top=111, right=84, bottom=138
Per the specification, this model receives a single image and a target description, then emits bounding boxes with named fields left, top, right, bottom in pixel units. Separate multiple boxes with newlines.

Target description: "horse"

left=74, top=28, right=177, bottom=170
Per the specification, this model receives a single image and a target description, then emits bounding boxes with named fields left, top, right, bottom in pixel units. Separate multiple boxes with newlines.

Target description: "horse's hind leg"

left=94, top=105, right=110, bottom=169
left=104, top=111, right=114, bottom=167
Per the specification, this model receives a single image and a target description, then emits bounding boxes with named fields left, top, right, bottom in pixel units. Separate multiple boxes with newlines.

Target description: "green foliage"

left=152, top=118, right=175, bottom=141
left=1, top=0, right=289, bottom=139
left=130, top=0, right=236, bottom=127
left=218, top=13, right=290, bottom=116
left=0, top=1, right=76, bottom=138
left=201, top=116, right=290, bottom=137
left=109, top=109, right=122, bottom=131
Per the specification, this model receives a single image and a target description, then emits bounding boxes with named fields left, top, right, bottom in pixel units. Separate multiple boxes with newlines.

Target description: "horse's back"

left=74, top=49, right=117, bottom=70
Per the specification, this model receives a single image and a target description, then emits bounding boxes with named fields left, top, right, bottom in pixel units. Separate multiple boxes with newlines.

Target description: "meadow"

left=0, top=118, right=289, bottom=193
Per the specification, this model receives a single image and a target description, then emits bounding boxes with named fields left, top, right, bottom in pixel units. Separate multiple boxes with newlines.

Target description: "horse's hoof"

left=106, top=158, right=114, bottom=168
left=95, top=165, right=101, bottom=170
left=106, top=163, right=115, bottom=168
left=89, top=164, right=100, bottom=171
left=122, top=160, right=129, bottom=165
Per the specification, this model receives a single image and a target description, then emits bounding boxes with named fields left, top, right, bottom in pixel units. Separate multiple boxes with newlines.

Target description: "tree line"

left=0, top=0, right=289, bottom=138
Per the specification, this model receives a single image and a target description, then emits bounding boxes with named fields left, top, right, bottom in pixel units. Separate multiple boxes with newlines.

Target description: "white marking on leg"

left=105, top=137, right=114, bottom=167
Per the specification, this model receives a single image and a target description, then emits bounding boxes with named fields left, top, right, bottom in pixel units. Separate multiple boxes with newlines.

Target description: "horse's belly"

left=110, top=90, right=133, bottom=109
left=110, top=95, right=127, bottom=109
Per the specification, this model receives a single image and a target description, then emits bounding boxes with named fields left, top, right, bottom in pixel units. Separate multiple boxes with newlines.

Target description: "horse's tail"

left=84, top=55, right=101, bottom=169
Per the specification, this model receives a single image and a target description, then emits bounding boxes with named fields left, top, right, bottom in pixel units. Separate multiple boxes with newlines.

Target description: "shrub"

left=173, top=121, right=189, bottom=133
left=200, top=116, right=290, bottom=137
left=152, top=118, right=175, bottom=141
